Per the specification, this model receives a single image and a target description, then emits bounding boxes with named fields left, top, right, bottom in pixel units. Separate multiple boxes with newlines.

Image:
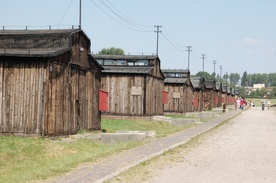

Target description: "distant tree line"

left=193, top=71, right=241, bottom=86
left=241, top=72, right=276, bottom=87
left=98, top=47, right=125, bottom=55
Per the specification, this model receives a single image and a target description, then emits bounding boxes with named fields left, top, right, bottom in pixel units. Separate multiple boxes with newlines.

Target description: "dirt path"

left=108, top=107, right=276, bottom=183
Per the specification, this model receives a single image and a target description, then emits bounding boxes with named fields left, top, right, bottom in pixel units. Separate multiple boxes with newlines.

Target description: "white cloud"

left=238, top=37, right=270, bottom=46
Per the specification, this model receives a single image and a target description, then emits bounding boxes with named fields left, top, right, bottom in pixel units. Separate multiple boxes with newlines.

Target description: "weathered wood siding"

left=47, top=62, right=101, bottom=135
left=0, top=58, right=47, bottom=134
left=145, top=76, right=164, bottom=115
left=164, top=84, right=185, bottom=113
left=164, top=83, right=194, bottom=113
left=203, top=91, right=212, bottom=111
left=215, top=91, right=222, bottom=107
left=101, top=74, right=163, bottom=116
left=183, top=84, right=194, bottom=112
left=0, top=57, right=101, bottom=135
left=101, top=74, right=144, bottom=115
left=194, top=90, right=203, bottom=112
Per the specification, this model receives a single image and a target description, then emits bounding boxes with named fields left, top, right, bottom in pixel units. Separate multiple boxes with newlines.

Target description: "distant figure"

left=240, top=98, right=245, bottom=110
left=261, top=98, right=266, bottom=111
left=267, top=99, right=271, bottom=110
left=251, top=101, right=255, bottom=107
left=236, top=98, right=241, bottom=110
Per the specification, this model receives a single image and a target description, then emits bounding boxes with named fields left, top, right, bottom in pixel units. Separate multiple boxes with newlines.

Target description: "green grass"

left=164, top=114, right=197, bottom=119
left=101, top=118, right=194, bottom=138
left=0, top=118, right=194, bottom=183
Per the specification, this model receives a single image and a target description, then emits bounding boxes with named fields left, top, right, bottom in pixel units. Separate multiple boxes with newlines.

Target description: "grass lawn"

left=0, top=117, right=194, bottom=183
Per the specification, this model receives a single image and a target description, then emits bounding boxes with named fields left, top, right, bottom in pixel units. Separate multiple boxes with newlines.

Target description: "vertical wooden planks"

left=0, top=61, right=3, bottom=131
left=55, top=64, right=65, bottom=134
left=86, top=71, right=92, bottom=129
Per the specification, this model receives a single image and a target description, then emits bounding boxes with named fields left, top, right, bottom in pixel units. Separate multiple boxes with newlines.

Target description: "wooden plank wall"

left=193, top=91, right=203, bottom=112
left=164, top=84, right=184, bottom=113
left=0, top=59, right=46, bottom=134
left=48, top=65, right=101, bottom=135
left=145, top=76, right=164, bottom=115
left=183, top=85, right=194, bottom=112
left=101, top=74, right=145, bottom=115
left=203, top=91, right=212, bottom=111
left=101, top=74, right=164, bottom=116
left=0, top=58, right=100, bottom=135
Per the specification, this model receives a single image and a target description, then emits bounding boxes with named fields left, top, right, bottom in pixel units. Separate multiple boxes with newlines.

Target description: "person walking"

left=267, top=99, right=271, bottom=110
left=261, top=98, right=266, bottom=111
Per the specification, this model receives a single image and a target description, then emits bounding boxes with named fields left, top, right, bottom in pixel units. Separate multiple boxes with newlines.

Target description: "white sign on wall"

left=173, top=92, right=181, bottom=98
left=132, top=86, right=142, bottom=95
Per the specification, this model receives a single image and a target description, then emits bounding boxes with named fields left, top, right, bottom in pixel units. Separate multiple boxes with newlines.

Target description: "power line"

left=154, top=25, right=162, bottom=56
left=103, top=0, right=152, bottom=28
left=220, top=65, right=223, bottom=82
left=160, top=34, right=186, bottom=52
left=201, top=54, right=206, bottom=73
left=57, top=0, right=74, bottom=28
left=89, top=0, right=152, bottom=32
left=79, top=0, right=82, bottom=29
left=186, top=46, right=192, bottom=70
left=213, top=60, right=217, bottom=75
left=162, top=28, right=186, bottom=49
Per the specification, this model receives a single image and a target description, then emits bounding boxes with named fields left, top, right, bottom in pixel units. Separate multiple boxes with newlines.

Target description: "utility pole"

left=79, top=0, right=82, bottom=29
left=220, top=65, right=222, bottom=82
left=213, top=60, right=216, bottom=75
left=226, top=72, right=228, bottom=84
left=186, top=46, right=192, bottom=70
left=154, top=25, right=162, bottom=56
left=201, top=54, right=206, bottom=73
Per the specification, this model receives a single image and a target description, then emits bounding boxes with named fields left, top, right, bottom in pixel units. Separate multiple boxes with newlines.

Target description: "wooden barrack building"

left=93, top=55, right=165, bottom=116
left=203, top=80, right=216, bottom=111
left=190, top=77, right=204, bottom=112
left=162, top=69, right=194, bottom=113
left=0, top=29, right=102, bottom=136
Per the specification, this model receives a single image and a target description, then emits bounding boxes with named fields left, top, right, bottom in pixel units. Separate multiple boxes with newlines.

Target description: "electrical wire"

left=162, top=28, right=186, bottom=49
left=103, top=0, right=152, bottom=29
left=57, top=0, right=74, bottom=29
left=90, top=0, right=153, bottom=32
left=160, top=34, right=186, bottom=52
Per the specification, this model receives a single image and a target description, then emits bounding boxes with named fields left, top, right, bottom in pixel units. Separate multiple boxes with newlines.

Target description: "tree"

left=195, top=71, right=215, bottom=80
left=98, top=47, right=125, bottom=55
left=222, top=73, right=229, bottom=85
left=241, top=71, right=248, bottom=86
left=271, top=87, right=276, bottom=97
left=268, top=73, right=276, bottom=87
left=229, top=73, right=240, bottom=86
left=259, top=87, right=267, bottom=97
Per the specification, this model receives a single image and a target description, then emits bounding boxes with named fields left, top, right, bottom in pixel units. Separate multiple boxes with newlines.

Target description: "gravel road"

left=108, top=107, right=276, bottom=183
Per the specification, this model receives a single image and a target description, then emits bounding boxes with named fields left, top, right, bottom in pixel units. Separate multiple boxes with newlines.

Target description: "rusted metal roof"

left=0, top=29, right=81, bottom=57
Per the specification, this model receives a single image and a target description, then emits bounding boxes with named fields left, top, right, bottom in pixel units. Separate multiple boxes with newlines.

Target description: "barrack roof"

left=0, top=29, right=83, bottom=57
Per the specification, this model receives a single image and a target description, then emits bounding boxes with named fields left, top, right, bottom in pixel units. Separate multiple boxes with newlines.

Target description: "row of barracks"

left=0, top=29, right=239, bottom=136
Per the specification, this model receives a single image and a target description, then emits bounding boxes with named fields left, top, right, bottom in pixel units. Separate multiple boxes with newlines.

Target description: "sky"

left=1, top=0, right=276, bottom=76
